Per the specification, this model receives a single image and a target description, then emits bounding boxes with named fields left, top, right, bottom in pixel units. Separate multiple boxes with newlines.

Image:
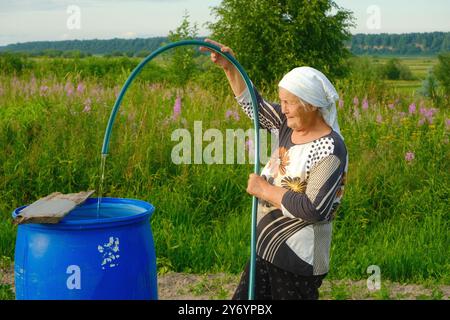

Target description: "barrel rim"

left=12, top=197, right=155, bottom=228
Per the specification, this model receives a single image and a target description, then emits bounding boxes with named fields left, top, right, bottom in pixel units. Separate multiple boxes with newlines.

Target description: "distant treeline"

left=0, top=32, right=448, bottom=57
left=0, top=37, right=205, bottom=57
left=348, top=32, right=450, bottom=56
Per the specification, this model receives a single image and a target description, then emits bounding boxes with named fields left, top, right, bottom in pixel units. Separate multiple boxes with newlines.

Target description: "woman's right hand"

left=199, top=38, right=235, bottom=71
left=200, top=38, right=246, bottom=97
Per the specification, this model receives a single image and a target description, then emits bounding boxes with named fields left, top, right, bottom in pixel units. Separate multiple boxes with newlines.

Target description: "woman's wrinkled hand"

left=246, top=173, right=268, bottom=198
left=199, top=38, right=235, bottom=71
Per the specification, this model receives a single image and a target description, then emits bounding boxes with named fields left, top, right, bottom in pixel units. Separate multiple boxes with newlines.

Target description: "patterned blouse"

left=236, top=86, right=348, bottom=276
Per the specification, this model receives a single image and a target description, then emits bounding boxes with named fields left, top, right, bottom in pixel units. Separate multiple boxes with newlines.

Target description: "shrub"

left=381, top=58, right=414, bottom=80
left=0, top=53, right=34, bottom=74
left=433, top=52, right=450, bottom=95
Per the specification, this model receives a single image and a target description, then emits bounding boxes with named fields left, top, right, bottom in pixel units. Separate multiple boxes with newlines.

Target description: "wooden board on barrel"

left=13, top=190, right=95, bottom=224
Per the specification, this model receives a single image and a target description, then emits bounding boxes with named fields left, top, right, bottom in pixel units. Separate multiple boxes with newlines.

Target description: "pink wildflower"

left=405, top=151, right=415, bottom=163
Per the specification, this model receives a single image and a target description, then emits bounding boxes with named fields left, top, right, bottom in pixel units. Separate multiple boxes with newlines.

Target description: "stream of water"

left=96, top=154, right=108, bottom=218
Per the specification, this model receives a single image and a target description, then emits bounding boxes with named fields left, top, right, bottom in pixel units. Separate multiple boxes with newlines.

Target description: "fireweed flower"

left=362, top=98, right=369, bottom=110
left=376, top=114, right=383, bottom=124
left=388, top=103, right=395, bottom=110
left=225, top=110, right=240, bottom=121
left=338, top=99, right=344, bottom=109
left=91, top=87, right=100, bottom=100
left=419, top=107, right=438, bottom=124
left=77, top=83, right=85, bottom=94
left=83, top=98, right=91, bottom=113
left=148, top=83, right=162, bottom=91
left=65, top=82, right=74, bottom=96
left=446, top=119, right=450, bottom=129
left=172, top=96, right=182, bottom=120
left=405, top=151, right=415, bottom=163
left=24, top=77, right=36, bottom=96
left=353, top=96, right=359, bottom=107
left=408, top=103, right=416, bottom=114
left=11, top=76, right=20, bottom=91
left=39, top=85, right=49, bottom=96
left=30, top=76, right=37, bottom=93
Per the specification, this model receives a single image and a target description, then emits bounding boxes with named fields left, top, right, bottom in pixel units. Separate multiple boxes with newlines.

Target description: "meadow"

left=0, top=54, right=448, bottom=298
left=373, top=56, right=438, bottom=93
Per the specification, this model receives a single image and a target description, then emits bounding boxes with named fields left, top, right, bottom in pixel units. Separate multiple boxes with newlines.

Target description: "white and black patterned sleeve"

left=235, top=85, right=284, bottom=134
left=280, top=154, right=345, bottom=223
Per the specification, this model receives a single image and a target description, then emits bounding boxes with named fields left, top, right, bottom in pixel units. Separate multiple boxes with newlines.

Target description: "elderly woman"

left=201, top=39, right=348, bottom=300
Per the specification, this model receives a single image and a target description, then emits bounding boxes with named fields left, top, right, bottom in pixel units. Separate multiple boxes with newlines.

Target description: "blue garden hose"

left=100, top=40, right=260, bottom=300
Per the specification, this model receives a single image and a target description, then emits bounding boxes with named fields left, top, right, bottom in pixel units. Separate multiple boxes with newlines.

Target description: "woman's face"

left=279, top=87, right=319, bottom=131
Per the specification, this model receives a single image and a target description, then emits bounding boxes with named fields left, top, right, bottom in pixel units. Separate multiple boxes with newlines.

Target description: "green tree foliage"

left=420, top=71, right=440, bottom=102
left=208, top=0, right=354, bottom=85
left=337, top=56, right=386, bottom=99
left=433, top=52, right=450, bottom=95
left=167, top=11, right=199, bottom=87
left=380, top=58, right=414, bottom=80
left=0, top=53, right=34, bottom=74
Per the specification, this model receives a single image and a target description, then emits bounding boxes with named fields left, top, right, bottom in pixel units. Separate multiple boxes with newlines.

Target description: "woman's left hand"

left=246, top=174, right=268, bottom=198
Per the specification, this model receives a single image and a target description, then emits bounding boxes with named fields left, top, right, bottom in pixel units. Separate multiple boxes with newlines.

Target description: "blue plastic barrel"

left=12, top=197, right=157, bottom=300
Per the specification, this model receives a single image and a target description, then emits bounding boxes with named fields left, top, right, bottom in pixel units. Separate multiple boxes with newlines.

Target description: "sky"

left=0, top=0, right=449, bottom=46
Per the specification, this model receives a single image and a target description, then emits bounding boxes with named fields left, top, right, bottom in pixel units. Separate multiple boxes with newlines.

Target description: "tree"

left=380, top=58, right=414, bottom=81
left=167, top=11, right=199, bottom=87
left=434, top=52, right=450, bottom=96
left=208, top=0, right=354, bottom=86
left=0, top=53, right=33, bottom=74
left=420, top=71, right=439, bottom=103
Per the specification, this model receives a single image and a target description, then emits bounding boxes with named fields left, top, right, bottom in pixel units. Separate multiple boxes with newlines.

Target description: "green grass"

left=188, top=274, right=233, bottom=299
left=329, top=282, right=351, bottom=300
left=0, top=285, right=14, bottom=300
left=0, top=56, right=448, bottom=286
left=370, top=56, right=438, bottom=93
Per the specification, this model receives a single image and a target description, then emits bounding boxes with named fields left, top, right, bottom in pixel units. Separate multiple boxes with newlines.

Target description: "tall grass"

left=0, top=57, right=448, bottom=284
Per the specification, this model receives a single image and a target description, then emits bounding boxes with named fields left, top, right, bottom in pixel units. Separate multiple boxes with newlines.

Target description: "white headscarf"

left=278, top=66, right=343, bottom=139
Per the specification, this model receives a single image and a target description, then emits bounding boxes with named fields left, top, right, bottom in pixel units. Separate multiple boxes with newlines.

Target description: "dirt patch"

left=0, top=264, right=14, bottom=289
left=1, top=266, right=448, bottom=300
left=157, top=273, right=450, bottom=300
left=158, top=272, right=239, bottom=300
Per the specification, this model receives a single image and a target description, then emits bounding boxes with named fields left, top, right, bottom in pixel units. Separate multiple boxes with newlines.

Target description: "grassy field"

left=0, top=55, right=448, bottom=299
left=372, top=56, right=438, bottom=94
